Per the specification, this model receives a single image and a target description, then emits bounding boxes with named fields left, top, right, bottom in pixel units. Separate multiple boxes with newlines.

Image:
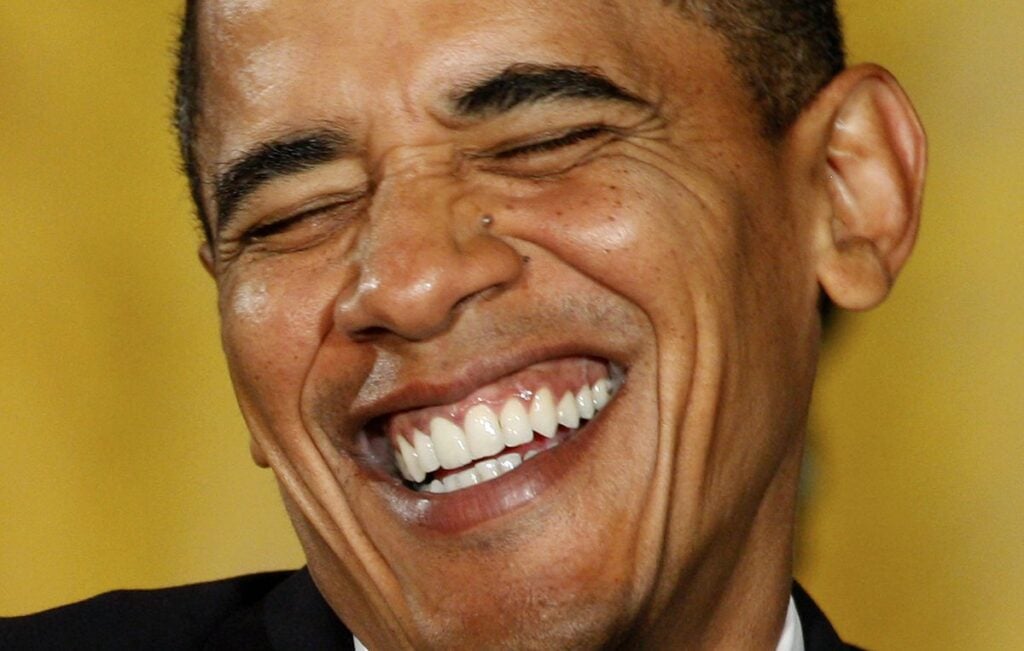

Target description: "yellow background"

left=2, top=2, right=1021, bottom=648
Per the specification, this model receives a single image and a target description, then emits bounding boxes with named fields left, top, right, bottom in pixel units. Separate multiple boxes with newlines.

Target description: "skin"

left=193, top=0, right=926, bottom=648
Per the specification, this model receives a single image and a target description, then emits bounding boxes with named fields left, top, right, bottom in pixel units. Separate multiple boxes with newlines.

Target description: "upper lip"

left=348, top=341, right=623, bottom=434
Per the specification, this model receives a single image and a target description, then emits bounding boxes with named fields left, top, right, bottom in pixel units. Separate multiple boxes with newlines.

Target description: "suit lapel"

left=792, top=581, right=865, bottom=650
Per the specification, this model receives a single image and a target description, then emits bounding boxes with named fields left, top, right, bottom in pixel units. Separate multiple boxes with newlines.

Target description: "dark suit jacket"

left=1, top=570, right=861, bottom=650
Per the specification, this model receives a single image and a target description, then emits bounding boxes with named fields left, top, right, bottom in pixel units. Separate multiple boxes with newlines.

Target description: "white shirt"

left=354, top=597, right=804, bottom=650
left=777, top=596, right=806, bottom=651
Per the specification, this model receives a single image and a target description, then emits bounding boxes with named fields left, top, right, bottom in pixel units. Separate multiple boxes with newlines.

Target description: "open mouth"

left=372, top=357, right=624, bottom=495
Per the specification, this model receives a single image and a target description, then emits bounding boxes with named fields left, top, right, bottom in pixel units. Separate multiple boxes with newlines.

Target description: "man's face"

left=196, top=0, right=822, bottom=646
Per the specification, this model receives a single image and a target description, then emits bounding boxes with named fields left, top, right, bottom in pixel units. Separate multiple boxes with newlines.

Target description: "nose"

left=334, top=154, right=523, bottom=341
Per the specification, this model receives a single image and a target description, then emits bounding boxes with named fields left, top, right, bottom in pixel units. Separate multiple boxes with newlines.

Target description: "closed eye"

left=244, top=208, right=318, bottom=242
left=243, top=204, right=332, bottom=242
left=493, top=126, right=608, bottom=159
left=241, top=193, right=363, bottom=244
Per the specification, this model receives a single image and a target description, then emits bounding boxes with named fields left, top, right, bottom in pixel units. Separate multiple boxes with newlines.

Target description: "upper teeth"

left=393, top=376, right=620, bottom=489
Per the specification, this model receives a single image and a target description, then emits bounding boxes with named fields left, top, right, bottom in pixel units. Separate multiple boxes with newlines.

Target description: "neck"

left=634, top=431, right=804, bottom=649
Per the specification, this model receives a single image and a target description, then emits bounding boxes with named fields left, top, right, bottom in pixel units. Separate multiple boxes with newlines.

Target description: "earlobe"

left=250, top=437, right=270, bottom=468
left=804, top=65, right=927, bottom=311
left=198, top=242, right=216, bottom=277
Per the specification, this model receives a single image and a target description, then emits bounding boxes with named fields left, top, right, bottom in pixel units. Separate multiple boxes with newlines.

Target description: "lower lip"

left=371, top=382, right=623, bottom=534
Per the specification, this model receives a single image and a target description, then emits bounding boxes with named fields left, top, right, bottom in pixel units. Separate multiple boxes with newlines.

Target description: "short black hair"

left=675, top=1, right=845, bottom=135
left=173, top=0, right=845, bottom=240
left=174, top=0, right=207, bottom=241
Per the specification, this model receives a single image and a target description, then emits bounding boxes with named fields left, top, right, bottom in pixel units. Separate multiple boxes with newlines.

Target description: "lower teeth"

left=428, top=452, right=523, bottom=494
left=420, top=436, right=565, bottom=494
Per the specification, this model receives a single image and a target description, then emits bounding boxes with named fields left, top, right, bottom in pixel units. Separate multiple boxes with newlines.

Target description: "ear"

left=198, top=241, right=216, bottom=278
left=790, top=64, right=927, bottom=311
left=249, top=437, right=270, bottom=468
left=198, top=241, right=217, bottom=278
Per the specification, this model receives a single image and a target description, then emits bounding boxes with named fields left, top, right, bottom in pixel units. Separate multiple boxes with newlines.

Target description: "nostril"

left=351, top=325, right=392, bottom=342
left=455, top=283, right=505, bottom=310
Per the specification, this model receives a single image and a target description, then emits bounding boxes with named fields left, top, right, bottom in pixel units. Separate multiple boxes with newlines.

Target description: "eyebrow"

left=452, top=64, right=649, bottom=117
left=213, top=130, right=352, bottom=235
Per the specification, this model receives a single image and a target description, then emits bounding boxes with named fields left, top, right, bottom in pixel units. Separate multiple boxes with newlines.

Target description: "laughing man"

left=2, top=1, right=925, bottom=649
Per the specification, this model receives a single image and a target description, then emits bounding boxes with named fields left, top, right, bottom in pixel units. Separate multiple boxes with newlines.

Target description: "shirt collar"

left=354, top=596, right=804, bottom=651
left=776, top=596, right=806, bottom=651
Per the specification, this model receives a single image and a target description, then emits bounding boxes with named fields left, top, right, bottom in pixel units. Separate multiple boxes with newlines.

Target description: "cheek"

left=219, top=265, right=337, bottom=420
left=230, top=279, right=270, bottom=323
left=500, top=165, right=740, bottom=328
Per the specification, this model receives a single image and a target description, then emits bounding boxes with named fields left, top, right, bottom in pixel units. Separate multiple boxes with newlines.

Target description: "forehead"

left=195, top=0, right=729, bottom=164
left=200, top=0, right=644, bottom=77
